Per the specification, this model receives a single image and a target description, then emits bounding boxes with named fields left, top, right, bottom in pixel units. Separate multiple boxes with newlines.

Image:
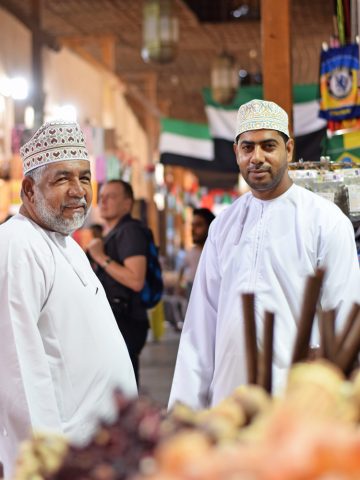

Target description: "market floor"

left=139, top=322, right=181, bottom=408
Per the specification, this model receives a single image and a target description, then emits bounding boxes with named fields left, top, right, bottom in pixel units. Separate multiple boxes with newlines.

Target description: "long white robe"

left=0, top=214, right=137, bottom=479
left=168, top=184, right=360, bottom=410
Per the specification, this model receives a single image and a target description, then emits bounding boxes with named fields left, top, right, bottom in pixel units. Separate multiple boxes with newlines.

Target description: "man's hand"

left=87, top=238, right=106, bottom=265
left=175, top=283, right=186, bottom=297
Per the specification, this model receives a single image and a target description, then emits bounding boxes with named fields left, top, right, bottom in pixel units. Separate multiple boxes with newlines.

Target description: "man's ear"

left=286, top=138, right=295, bottom=164
left=21, top=176, right=35, bottom=203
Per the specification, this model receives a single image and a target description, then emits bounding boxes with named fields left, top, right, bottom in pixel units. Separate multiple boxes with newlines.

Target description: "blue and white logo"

left=327, top=68, right=353, bottom=99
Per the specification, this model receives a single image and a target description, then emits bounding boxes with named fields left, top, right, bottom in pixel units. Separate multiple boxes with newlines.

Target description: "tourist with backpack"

left=87, top=179, right=162, bottom=385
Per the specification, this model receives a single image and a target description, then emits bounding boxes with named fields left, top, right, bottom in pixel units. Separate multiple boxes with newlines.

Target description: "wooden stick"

left=291, top=269, right=325, bottom=364
left=336, top=309, right=360, bottom=375
left=242, top=293, right=258, bottom=384
left=258, top=311, right=274, bottom=394
left=335, top=303, right=360, bottom=355
left=319, top=309, right=336, bottom=362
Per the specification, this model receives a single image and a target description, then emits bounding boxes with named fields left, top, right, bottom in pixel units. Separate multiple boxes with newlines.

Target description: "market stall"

left=10, top=270, right=360, bottom=480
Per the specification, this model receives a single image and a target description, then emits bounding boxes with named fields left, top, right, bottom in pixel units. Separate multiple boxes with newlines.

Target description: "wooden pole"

left=242, top=293, right=258, bottom=385
left=144, top=72, right=160, bottom=244
left=291, top=269, right=324, bottom=364
left=31, top=0, right=45, bottom=128
left=258, top=311, right=274, bottom=393
left=261, top=0, right=293, bottom=133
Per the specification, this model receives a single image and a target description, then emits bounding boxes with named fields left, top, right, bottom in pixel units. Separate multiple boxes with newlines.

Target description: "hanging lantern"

left=211, top=51, right=239, bottom=104
left=142, top=0, right=179, bottom=64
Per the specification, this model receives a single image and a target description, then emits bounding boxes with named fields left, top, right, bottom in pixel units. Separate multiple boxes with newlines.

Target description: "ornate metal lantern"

left=142, top=0, right=179, bottom=64
left=211, top=51, right=238, bottom=104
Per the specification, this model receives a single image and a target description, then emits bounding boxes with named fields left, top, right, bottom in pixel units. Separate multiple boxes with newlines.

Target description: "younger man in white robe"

left=168, top=99, right=360, bottom=410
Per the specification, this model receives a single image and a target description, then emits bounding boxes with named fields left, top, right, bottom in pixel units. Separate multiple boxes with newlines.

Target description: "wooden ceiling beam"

left=0, top=0, right=60, bottom=50
left=57, top=34, right=118, bottom=46
left=100, top=36, right=116, bottom=71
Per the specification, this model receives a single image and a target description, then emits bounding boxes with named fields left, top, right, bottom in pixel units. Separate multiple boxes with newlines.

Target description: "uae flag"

left=159, top=118, right=239, bottom=187
left=159, top=118, right=214, bottom=169
left=204, top=83, right=328, bottom=166
left=160, top=84, right=328, bottom=174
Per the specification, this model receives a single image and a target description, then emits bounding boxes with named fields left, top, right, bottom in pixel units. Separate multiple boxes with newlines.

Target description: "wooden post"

left=261, top=0, right=293, bottom=133
left=144, top=72, right=160, bottom=245
left=173, top=166, right=185, bottom=248
left=158, top=99, right=171, bottom=257
left=100, top=36, right=117, bottom=129
left=31, top=0, right=45, bottom=128
left=100, top=35, right=116, bottom=71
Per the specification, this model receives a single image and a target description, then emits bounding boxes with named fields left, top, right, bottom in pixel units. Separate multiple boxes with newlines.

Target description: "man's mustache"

left=62, top=199, right=87, bottom=209
left=247, top=166, right=271, bottom=173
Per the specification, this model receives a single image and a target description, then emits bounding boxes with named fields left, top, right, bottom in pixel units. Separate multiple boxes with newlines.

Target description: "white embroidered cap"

left=20, top=119, right=89, bottom=174
left=235, top=99, right=290, bottom=140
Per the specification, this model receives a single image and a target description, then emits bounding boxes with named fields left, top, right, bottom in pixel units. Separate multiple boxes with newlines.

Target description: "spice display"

left=12, top=269, right=360, bottom=480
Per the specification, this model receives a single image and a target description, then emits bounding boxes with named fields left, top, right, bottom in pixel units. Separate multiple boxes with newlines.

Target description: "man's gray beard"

left=34, top=187, right=90, bottom=235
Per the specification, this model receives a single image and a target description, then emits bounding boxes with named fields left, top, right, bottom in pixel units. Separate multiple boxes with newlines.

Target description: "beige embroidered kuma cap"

left=235, top=99, right=290, bottom=140
left=20, top=119, right=89, bottom=174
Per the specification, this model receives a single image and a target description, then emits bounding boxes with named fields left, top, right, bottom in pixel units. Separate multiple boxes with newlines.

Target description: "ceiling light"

left=142, top=0, right=179, bottom=64
left=10, top=77, right=29, bottom=100
left=231, top=5, right=250, bottom=18
left=211, top=52, right=238, bottom=104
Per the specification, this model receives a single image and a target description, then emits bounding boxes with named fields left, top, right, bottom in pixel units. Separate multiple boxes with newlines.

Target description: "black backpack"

left=140, top=227, right=164, bottom=309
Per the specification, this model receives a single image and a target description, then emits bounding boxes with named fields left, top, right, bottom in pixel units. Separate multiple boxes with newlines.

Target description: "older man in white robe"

left=0, top=120, right=137, bottom=479
left=168, top=99, right=360, bottom=411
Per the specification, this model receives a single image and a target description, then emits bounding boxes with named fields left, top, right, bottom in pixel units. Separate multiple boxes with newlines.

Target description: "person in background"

left=0, top=121, right=137, bottom=479
left=86, top=223, right=104, bottom=270
left=168, top=99, right=360, bottom=411
left=87, top=180, right=149, bottom=386
left=177, top=208, right=215, bottom=300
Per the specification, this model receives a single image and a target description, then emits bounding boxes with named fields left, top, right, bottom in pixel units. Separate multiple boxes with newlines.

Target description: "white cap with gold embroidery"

left=20, top=119, right=89, bottom=174
left=235, top=99, right=290, bottom=140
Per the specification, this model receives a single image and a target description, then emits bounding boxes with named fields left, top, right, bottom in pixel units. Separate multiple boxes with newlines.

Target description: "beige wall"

left=0, top=8, right=31, bottom=77
left=0, top=7, right=149, bottom=197
left=44, top=48, right=149, bottom=197
left=0, top=8, right=32, bottom=163
left=43, top=47, right=104, bottom=125
left=113, top=88, right=148, bottom=198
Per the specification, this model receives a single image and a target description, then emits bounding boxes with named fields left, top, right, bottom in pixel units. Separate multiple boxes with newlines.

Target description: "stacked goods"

left=135, top=269, right=360, bottom=479
left=136, top=363, right=360, bottom=480
left=13, top=269, right=360, bottom=480
left=14, top=393, right=162, bottom=480
left=12, top=433, right=67, bottom=480
left=161, top=385, right=271, bottom=445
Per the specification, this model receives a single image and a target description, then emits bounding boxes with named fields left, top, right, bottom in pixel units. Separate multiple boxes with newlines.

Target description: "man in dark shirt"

left=87, top=180, right=149, bottom=385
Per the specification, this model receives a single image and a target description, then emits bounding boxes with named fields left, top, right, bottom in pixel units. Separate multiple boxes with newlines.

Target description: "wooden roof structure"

left=0, top=0, right=334, bottom=130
